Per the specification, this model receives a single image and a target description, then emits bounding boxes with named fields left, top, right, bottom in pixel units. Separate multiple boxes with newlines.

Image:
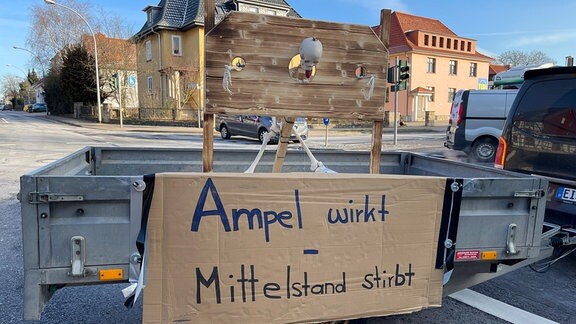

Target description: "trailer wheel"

left=220, top=125, right=231, bottom=139
left=472, top=138, right=497, bottom=163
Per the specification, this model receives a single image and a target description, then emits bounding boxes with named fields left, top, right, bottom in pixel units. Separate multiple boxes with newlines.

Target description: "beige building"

left=82, top=33, right=138, bottom=110
left=130, top=0, right=300, bottom=115
left=380, top=12, right=493, bottom=124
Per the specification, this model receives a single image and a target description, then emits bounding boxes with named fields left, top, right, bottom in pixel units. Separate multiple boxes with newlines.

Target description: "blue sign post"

left=323, top=118, right=330, bottom=146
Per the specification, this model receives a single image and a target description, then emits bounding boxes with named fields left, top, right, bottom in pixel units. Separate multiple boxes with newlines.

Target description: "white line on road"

left=450, top=289, right=558, bottom=324
left=1, top=118, right=8, bottom=123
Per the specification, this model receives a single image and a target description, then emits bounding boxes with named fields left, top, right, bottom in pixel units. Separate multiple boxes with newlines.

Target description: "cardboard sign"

left=143, top=173, right=446, bottom=323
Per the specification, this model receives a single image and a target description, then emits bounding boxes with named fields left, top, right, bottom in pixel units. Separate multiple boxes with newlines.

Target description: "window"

left=448, top=88, right=456, bottom=102
left=439, top=37, right=444, bottom=48
left=424, top=35, right=429, bottom=46
left=247, top=6, right=259, bottom=13
left=171, top=35, right=182, bottom=56
left=427, top=57, right=436, bottom=73
left=385, top=87, right=390, bottom=103
left=469, top=63, right=478, bottom=77
left=467, top=42, right=472, bottom=52
left=427, top=86, right=435, bottom=102
left=447, top=38, right=451, bottom=49
left=449, top=60, right=458, bottom=75
left=454, top=40, right=458, bottom=50
left=147, top=76, right=153, bottom=93
left=432, top=36, right=437, bottom=47
left=145, top=40, right=152, bottom=61
left=147, top=11, right=153, bottom=26
left=460, top=42, right=465, bottom=51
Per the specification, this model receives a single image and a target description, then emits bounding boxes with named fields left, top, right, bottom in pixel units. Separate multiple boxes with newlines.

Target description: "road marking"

left=1, top=118, right=8, bottom=123
left=450, top=289, right=558, bottom=324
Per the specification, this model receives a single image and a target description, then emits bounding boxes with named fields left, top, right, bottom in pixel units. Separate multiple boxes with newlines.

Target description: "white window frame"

left=147, top=11, right=153, bottom=26
left=426, top=86, right=435, bottom=102
left=448, top=88, right=456, bottom=102
left=145, top=40, right=152, bottom=61
left=469, top=63, right=478, bottom=77
left=147, top=76, right=153, bottom=93
left=171, top=35, right=182, bottom=56
left=449, top=60, right=458, bottom=75
left=427, top=57, right=436, bottom=73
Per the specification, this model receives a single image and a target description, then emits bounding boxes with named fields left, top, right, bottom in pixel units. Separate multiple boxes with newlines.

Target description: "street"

left=1, top=111, right=575, bottom=324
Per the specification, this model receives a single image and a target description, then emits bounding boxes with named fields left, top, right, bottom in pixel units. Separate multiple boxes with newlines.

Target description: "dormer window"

left=147, top=10, right=153, bottom=26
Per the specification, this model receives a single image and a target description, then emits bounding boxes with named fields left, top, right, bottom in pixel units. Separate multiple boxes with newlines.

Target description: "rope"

left=223, top=65, right=235, bottom=95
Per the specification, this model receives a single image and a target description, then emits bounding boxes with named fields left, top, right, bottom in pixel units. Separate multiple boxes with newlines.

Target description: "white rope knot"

left=364, top=74, right=376, bottom=100
left=223, top=65, right=235, bottom=95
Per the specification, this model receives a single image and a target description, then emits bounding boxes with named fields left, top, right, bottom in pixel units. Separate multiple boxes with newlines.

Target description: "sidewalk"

left=40, top=114, right=448, bottom=135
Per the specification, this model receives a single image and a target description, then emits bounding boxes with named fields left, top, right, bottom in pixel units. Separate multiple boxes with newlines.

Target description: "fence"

left=76, top=104, right=201, bottom=125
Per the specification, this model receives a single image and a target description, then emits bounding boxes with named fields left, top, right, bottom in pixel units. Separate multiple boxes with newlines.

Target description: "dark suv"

left=495, top=67, right=576, bottom=227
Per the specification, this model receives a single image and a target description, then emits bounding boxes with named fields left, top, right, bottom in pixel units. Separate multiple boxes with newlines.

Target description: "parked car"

left=495, top=66, right=576, bottom=227
left=216, top=115, right=309, bottom=143
left=31, top=103, right=47, bottom=113
left=445, top=89, right=518, bottom=162
left=1, top=105, right=11, bottom=111
left=23, top=104, right=33, bottom=112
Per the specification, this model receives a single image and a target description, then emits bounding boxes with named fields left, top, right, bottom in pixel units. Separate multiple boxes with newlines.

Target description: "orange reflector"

left=481, top=251, right=498, bottom=260
left=99, top=269, right=124, bottom=281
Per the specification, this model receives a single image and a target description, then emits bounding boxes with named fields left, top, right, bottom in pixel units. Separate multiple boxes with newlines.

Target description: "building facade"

left=131, top=0, right=299, bottom=114
left=82, top=33, right=139, bottom=110
left=381, top=12, right=493, bottom=123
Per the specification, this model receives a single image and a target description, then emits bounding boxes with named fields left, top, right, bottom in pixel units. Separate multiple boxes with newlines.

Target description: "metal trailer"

left=19, top=147, right=556, bottom=320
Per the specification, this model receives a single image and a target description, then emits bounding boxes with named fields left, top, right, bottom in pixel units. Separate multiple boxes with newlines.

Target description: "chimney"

left=566, top=56, right=574, bottom=67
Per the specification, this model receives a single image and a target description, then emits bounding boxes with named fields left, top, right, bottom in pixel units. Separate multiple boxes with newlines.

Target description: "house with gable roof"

left=377, top=11, right=493, bottom=124
left=131, top=0, right=300, bottom=113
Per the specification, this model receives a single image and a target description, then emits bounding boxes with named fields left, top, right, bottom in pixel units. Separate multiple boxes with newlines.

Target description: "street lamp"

left=44, top=0, right=102, bottom=123
left=12, top=46, right=46, bottom=78
left=6, top=64, right=31, bottom=105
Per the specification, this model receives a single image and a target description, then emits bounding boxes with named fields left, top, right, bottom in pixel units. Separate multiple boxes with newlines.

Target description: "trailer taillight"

left=494, top=136, right=507, bottom=169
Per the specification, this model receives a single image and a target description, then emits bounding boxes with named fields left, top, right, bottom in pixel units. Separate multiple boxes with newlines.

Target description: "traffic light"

left=387, top=66, right=397, bottom=83
left=397, top=60, right=410, bottom=91
left=111, top=73, right=118, bottom=90
left=399, top=60, right=410, bottom=81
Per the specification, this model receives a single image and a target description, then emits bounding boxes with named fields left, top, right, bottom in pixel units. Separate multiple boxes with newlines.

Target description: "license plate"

left=556, top=187, right=576, bottom=204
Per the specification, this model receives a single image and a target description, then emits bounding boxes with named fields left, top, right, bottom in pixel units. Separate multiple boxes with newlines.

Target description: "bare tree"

left=26, top=0, right=94, bottom=69
left=494, top=50, right=556, bottom=66
left=2, top=74, right=24, bottom=100
left=26, top=1, right=135, bottom=72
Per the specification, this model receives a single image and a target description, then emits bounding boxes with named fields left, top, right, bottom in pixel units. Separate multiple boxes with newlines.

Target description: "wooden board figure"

left=205, top=11, right=389, bottom=121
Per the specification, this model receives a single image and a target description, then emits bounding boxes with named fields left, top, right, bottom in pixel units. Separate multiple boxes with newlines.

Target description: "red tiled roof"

left=490, top=64, right=509, bottom=75
left=394, top=11, right=456, bottom=36
left=374, top=11, right=492, bottom=61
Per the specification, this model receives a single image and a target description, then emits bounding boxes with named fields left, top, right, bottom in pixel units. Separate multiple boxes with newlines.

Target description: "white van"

left=444, top=89, right=518, bottom=162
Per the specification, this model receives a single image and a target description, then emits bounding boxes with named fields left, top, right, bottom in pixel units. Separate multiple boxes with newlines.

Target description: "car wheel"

left=258, top=128, right=268, bottom=143
left=472, top=138, right=497, bottom=163
left=220, top=125, right=231, bottom=139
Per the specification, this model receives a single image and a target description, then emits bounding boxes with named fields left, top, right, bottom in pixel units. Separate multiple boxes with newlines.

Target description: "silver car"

left=216, top=115, right=309, bottom=143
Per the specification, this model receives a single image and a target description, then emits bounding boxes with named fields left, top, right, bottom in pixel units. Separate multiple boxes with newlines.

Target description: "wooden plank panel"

left=370, top=10, right=392, bottom=174
left=203, top=0, right=216, bottom=173
left=205, top=12, right=388, bottom=120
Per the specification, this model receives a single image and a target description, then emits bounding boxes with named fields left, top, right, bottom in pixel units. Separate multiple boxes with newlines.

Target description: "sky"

left=2, top=0, right=576, bottom=89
